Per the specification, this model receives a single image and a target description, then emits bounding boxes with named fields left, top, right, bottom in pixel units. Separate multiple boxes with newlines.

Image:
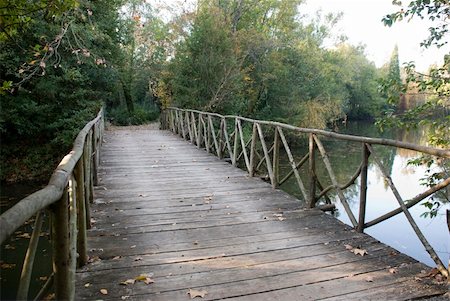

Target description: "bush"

left=107, top=104, right=159, bottom=125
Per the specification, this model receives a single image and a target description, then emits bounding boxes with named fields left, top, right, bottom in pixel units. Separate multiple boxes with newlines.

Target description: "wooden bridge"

left=1, top=108, right=449, bottom=300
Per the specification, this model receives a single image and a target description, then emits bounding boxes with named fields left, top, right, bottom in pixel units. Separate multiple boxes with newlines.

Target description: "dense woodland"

left=0, top=0, right=448, bottom=182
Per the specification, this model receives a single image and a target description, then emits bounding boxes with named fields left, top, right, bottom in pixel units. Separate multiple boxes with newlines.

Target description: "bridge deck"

left=75, top=126, right=445, bottom=300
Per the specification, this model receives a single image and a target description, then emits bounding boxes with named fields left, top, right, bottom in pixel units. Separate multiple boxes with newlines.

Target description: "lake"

left=278, top=121, right=449, bottom=267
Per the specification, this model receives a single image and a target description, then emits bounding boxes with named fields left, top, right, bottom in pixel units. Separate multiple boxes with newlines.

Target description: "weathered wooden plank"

left=75, top=127, right=446, bottom=301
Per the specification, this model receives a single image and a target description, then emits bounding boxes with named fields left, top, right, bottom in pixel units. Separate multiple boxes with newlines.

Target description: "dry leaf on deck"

left=84, top=283, right=90, bottom=288
left=120, top=279, right=136, bottom=285
left=344, top=244, right=353, bottom=250
left=388, top=267, right=398, bottom=274
left=187, top=288, right=208, bottom=299
left=352, top=248, right=368, bottom=256
left=135, top=274, right=154, bottom=285
left=112, top=256, right=121, bottom=260
left=17, top=233, right=31, bottom=239
left=0, top=263, right=16, bottom=269
left=100, top=289, right=108, bottom=295
left=144, top=277, right=154, bottom=284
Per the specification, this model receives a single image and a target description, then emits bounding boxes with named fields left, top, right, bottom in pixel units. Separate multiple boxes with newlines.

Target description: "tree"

left=0, top=0, right=125, bottom=181
left=380, top=0, right=449, bottom=232
left=163, top=0, right=383, bottom=128
left=379, top=0, right=449, bottom=149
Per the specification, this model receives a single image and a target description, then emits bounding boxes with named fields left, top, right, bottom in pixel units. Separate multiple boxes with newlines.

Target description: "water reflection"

left=279, top=121, right=449, bottom=267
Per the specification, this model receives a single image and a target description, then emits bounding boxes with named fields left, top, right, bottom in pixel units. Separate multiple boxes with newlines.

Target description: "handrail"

left=0, top=108, right=104, bottom=300
left=161, top=107, right=449, bottom=277
left=167, top=107, right=450, bottom=158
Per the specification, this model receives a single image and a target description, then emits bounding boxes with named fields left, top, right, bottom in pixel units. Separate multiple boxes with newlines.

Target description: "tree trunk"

left=120, top=78, right=134, bottom=114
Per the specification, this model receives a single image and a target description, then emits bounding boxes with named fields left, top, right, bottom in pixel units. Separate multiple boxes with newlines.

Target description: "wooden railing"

left=0, top=109, right=104, bottom=300
left=161, top=107, right=450, bottom=277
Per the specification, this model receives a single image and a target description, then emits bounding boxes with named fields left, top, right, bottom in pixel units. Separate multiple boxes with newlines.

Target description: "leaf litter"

left=187, top=288, right=208, bottom=299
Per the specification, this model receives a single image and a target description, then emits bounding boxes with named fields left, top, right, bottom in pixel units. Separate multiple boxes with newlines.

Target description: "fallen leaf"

left=344, top=244, right=353, bottom=250
left=277, top=217, right=286, bottom=221
left=187, top=288, right=208, bottom=299
left=0, top=263, right=16, bottom=269
left=16, top=233, right=31, bottom=239
left=100, top=289, right=108, bottom=295
left=4, top=244, right=15, bottom=250
left=352, top=248, right=368, bottom=256
left=388, top=267, right=398, bottom=274
left=112, top=256, right=121, bottom=260
left=120, top=279, right=135, bottom=285
left=135, top=273, right=154, bottom=285
left=273, top=213, right=283, bottom=217
left=84, top=283, right=91, bottom=288
left=365, top=276, right=374, bottom=282
left=88, top=256, right=101, bottom=263
left=130, top=245, right=136, bottom=249
left=144, top=277, right=154, bottom=285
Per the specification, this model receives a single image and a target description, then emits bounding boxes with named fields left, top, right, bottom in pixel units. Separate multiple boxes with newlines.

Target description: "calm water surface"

left=279, top=121, right=449, bottom=267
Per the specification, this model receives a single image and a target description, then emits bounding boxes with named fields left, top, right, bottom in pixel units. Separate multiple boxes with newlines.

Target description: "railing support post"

left=16, top=210, right=44, bottom=300
left=233, top=118, right=239, bottom=166
left=272, top=127, right=280, bottom=189
left=357, top=143, right=369, bottom=233
left=197, top=114, right=203, bottom=148
left=249, top=123, right=257, bottom=176
left=51, top=187, right=73, bottom=301
left=75, top=156, right=88, bottom=266
left=308, top=133, right=316, bottom=208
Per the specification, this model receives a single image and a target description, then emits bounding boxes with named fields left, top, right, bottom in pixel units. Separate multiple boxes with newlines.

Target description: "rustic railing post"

left=357, top=143, right=370, bottom=233
left=223, top=118, right=233, bottom=161
left=180, top=110, right=186, bottom=139
left=237, top=119, right=251, bottom=172
left=51, top=186, right=73, bottom=301
left=16, top=210, right=44, bottom=300
left=205, top=114, right=211, bottom=153
left=197, top=114, right=203, bottom=148
left=249, top=123, right=257, bottom=176
left=83, top=131, right=93, bottom=229
left=272, top=126, right=280, bottom=188
left=74, top=156, right=88, bottom=266
left=256, top=123, right=274, bottom=186
left=92, top=125, right=99, bottom=186
left=233, top=118, right=239, bottom=166
left=68, top=176, right=77, bottom=299
left=308, top=133, right=316, bottom=208
left=218, top=118, right=224, bottom=159
left=186, top=111, right=193, bottom=143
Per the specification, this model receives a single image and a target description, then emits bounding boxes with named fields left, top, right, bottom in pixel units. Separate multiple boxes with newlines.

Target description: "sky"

left=300, top=0, right=449, bottom=71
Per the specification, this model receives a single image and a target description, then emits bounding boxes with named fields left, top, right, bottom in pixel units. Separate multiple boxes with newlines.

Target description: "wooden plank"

left=75, top=127, right=446, bottom=301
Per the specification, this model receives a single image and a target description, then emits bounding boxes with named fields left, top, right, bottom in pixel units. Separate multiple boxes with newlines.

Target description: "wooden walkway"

left=75, top=126, right=446, bottom=300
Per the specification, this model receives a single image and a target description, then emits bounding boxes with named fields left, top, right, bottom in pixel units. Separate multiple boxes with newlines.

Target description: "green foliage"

left=162, top=0, right=383, bottom=128
left=108, top=103, right=159, bottom=125
left=380, top=0, right=449, bottom=219
left=0, top=0, right=125, bottom=181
